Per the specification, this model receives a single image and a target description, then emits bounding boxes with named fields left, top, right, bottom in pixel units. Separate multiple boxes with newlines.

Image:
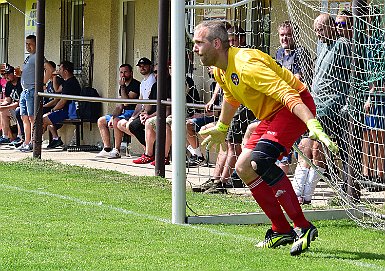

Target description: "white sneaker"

left=108, top=148, right=121, bottom=159
left=19, top=143, right=32, bottom=152
left=95, top=149, right=110, bottom=158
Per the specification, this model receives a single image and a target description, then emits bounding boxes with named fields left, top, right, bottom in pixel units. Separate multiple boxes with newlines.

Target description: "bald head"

left=314, top=14, right=336, bottom=44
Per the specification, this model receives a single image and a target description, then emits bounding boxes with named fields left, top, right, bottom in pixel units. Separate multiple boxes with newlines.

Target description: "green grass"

left=0, top=159, right=384, bottom=271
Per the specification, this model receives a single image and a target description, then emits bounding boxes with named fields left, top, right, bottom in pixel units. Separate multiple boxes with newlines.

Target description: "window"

left=60, top=0, right=84, bottom=71
left=0, top=3, right=9, bottom=63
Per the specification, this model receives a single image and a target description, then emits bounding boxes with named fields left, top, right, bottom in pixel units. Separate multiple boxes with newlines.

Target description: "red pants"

left=244, top=90, right=316, bottom=158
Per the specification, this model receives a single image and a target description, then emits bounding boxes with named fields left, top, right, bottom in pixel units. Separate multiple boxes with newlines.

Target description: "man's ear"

left=213, top=38, right=221, bottom=49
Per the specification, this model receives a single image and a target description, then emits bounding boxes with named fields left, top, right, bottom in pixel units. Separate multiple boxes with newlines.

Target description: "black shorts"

left=227, top=105, right=255, bottom=144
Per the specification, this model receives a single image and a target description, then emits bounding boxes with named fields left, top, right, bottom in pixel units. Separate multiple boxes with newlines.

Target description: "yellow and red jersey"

left=213, top=47, right=307, bottom=120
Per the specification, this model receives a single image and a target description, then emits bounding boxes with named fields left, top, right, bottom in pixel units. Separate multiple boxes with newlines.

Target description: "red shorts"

left=244, top=90, right=316, bottom=158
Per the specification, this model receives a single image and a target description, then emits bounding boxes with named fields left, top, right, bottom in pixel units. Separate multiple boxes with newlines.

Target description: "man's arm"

left=218, top=99, right=238, bottom=125
left=291, top=103, right=315, bottom=124
left=0, top=100, right=18, bottom=111
left=52, top=99, right=67, bottom=111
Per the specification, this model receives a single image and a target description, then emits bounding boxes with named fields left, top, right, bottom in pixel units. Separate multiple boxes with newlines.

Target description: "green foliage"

left=0, top=160, right=384, bottom=271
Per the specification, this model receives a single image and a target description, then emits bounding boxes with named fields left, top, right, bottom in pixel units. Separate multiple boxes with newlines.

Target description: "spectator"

left=193, top=20, right=337, bottom=255
left=0, top=66, right=23, bottom=144
left=362, top=8, right=385, bottom=190
left=132, top=64, right=171, bottom=164
left=117, top=57, right=156, bottom=149
left=43, top=60, right=65, bottom=148
left=186, top=66, right=220, bottom=167
left=96, top=64, right=140, bottom=158
left=42, top=61, right=81, bottom=148
left=18, top=35, right=37, bottom=152
left=292, top=13, right=351, bottom=204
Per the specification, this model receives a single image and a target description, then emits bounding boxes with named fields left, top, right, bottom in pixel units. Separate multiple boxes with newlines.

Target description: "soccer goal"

left=171, top=0, right=385, bottom=231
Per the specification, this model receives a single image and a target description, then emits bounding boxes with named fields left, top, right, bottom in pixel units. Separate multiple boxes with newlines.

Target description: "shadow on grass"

left=311, top=248, right=385, bottom=262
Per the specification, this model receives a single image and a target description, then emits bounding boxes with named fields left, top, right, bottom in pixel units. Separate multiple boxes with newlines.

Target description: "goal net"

left=183, top=0, right=385, bottom=231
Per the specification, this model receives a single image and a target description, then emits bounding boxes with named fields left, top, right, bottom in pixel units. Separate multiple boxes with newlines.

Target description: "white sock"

left=187, top=145, right=195, bottom=155
left=2, top=135, right=9, bottom=139
left=53, top=137, right=59, bottom=140
left=194, top=147, right=202, bottom=157
left=292, top=165, right=309, bottom=198
left=303, top=166, right=326, bottom=201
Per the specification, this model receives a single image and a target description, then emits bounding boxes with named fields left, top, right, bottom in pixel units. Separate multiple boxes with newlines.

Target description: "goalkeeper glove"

left=306, top=119, right=339, bottom=154
left=199, top=121, right=229, bottom=153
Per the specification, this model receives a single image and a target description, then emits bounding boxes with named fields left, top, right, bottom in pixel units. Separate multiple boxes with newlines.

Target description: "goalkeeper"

left=193, top=21, right=338, bottom=256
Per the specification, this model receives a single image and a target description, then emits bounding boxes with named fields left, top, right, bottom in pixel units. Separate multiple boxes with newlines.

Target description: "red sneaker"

left=133, top=154, right=155, bottom=164
left=150, top=157, right=170, bottom=166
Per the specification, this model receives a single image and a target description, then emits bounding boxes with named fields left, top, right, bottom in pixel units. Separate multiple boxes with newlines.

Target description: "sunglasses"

left=335, top=21, right=347, bottom=28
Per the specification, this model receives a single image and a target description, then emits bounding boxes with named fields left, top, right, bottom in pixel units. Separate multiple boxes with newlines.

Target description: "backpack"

left=77, top=87, right=102, bottom=122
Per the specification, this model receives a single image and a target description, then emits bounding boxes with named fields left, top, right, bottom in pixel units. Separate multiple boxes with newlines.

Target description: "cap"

left=136, top=57, right=152, bottom=66
left=4, top=65, right=14, bottom=74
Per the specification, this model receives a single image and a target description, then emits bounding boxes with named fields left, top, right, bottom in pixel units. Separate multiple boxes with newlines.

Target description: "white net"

left=184, top=0, right=385, bottom=230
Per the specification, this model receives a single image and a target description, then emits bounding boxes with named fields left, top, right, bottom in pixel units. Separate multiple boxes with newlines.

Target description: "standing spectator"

left=362, top=9, right=385, bottom=190
left=0, top=66, right=23, bottom=144
left=18, top=35, right=37, bottom=152
left=292, top=13, right=351, bottom=204
left=96, top=64, right=140, bottom=158
left=42, top=61, right=81, bottom=148
left=193, top=21, right=337, bottom=255
left=117, top=57, right=156, bottom=149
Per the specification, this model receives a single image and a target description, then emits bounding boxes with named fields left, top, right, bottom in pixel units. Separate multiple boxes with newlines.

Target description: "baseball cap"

left=136, top=57, right=152, bottom=66
left=4, top=65, right=14, bottom=74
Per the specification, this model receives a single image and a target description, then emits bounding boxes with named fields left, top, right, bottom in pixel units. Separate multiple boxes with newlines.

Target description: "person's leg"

left=362, top=130, right=370, bottom=177
left=236, top=148, right=293, bottom=235
left=186, top=118, right=200, bottom=149
left=377, top=130, right=384, bottom=180
left=292, top=137, right=313, bottom=202
left=15, top=107, right=24, bottom=139
left=165, top=116, right=172, bottom=158
left=22, top=115, right=31, bottom=145
left=26, top=89, right=35, bottom=145
left=128, top=117, right=146, bottom=147
left=0, top=110, right=11, bottom=139
left=97, top=115, right=112, bottom=149
left=144, top=116, right=156, bottom=156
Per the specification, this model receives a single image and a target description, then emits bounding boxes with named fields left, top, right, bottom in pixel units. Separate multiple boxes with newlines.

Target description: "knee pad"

left=250, top=139, right=285, bottom=186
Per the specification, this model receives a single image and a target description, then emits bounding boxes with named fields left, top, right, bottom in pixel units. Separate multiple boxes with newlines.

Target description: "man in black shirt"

left=42, top=61, right=81, bottom=148
left=0, top=65, right=23, bottom=144
left=95, top=64, right=140, bottom=159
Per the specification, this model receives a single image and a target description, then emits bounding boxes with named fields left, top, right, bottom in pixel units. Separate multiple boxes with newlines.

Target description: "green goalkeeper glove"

left=306, top=119, right=339, bottom=154
left=199, top=121, right=229, bottom=153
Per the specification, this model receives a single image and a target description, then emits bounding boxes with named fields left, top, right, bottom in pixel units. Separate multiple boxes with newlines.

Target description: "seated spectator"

left=137, top=70, right=199, bottom=166
left=186, top=66, right=220, bottom=167
left=0, top=65, right=23, bottom=144
left=96, top=64, right=140, bottom=158
left=42, top=61, right=81, bottom=148
left=131, top=64, right=171, bottom=164
left=117, top=57, right=156, bottom=151
left=43, top=60, right=65, bottom=148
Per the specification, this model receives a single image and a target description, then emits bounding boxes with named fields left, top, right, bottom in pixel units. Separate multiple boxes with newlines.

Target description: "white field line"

left=0, top=184, right=257, bottom=243
left=2, top=184, right=384, bottom=270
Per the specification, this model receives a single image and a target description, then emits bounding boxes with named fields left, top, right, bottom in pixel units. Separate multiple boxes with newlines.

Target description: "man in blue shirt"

left=18, top=35, right=37, bottom=152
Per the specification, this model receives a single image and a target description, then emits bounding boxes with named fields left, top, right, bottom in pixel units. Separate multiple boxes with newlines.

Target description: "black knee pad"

left=250, top=139, right=285, bottom=186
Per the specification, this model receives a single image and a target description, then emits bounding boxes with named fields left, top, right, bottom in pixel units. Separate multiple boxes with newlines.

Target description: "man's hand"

left=306, top=119, right=338, bottom=154
left=108, top=117, right=114, bottom=128
left=199, top=121, right=229, bottom=152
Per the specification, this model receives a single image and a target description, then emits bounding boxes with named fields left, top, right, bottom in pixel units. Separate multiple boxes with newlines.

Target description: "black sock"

left=104, top=147, right=112, bottom=152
